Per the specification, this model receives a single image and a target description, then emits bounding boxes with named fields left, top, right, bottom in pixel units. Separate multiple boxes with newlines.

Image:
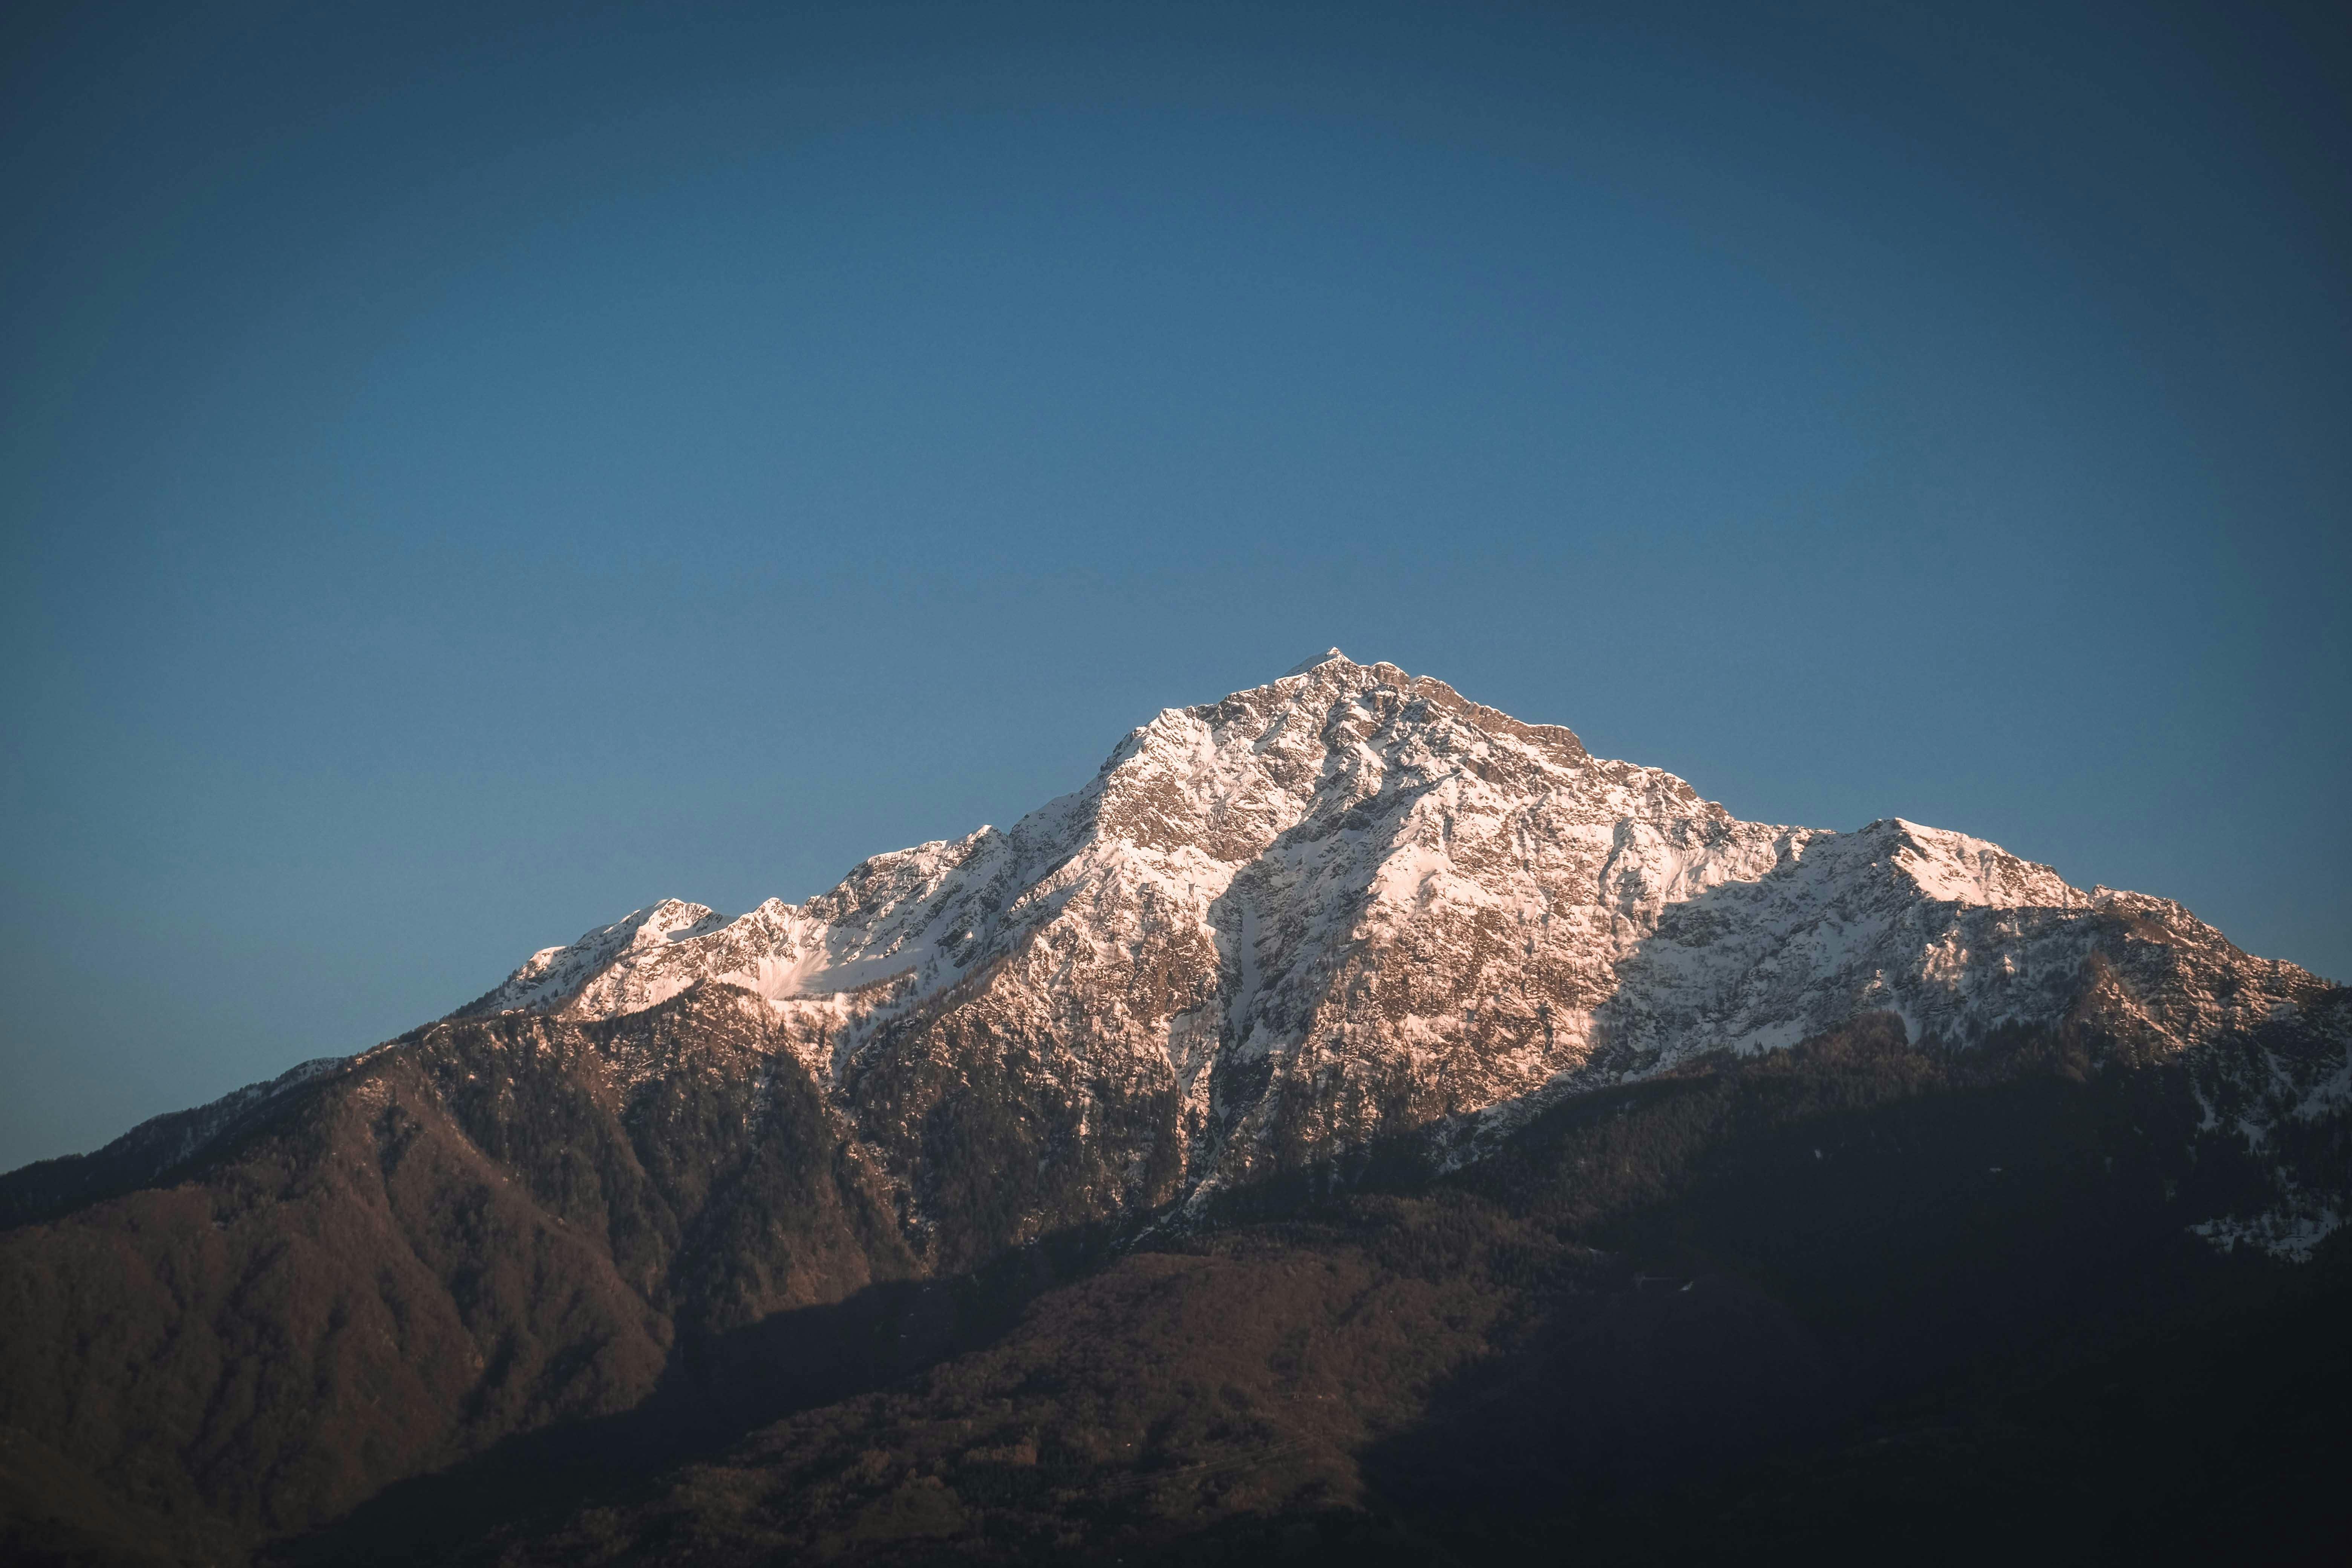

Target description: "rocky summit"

left=3, top=653, right=2346, bottom=1566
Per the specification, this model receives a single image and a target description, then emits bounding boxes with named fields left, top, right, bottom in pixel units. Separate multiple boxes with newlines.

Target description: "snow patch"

left=2191, top=1205, right=2343, bottom=1263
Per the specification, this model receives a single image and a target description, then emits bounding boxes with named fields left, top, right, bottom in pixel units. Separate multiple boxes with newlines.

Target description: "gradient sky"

left=3, top=0, right=2346, bottom=1170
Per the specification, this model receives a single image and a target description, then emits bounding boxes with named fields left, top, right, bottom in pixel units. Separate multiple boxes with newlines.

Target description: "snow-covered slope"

left=457, top=653, right=2346, bottom=1250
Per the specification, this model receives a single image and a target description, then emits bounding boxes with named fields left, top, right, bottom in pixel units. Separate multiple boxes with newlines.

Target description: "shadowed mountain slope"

left=277, top=1018, right=2352, bottom=1568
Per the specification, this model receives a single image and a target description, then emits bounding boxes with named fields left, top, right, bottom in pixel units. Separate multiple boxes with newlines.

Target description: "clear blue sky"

left=4, top=0, right=2346, bottom=1170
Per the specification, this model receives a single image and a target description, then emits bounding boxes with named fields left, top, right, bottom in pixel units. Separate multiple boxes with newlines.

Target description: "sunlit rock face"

left=459, top=651, right=2348, bottom=1252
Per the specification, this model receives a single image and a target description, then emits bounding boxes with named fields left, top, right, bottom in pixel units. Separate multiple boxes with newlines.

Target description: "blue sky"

left=4, top=0, right=2346, bottom=1168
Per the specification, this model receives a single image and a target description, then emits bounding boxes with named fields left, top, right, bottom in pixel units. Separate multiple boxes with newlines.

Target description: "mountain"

left=453, top=649, right=2349, bottom=1250
left=2, top=652, right=2346, bottom=1565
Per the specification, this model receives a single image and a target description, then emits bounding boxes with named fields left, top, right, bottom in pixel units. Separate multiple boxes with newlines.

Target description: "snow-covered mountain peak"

left=1844, top=817, right=2081, bottom=910
left=1281, top=647, right=1352, bottom=677
left=463, top=898, right=727, bottom=1014
left=453, top=662, right=2342, bottom=1240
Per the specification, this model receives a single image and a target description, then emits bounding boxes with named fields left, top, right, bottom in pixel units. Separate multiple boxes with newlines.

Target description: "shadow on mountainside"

left=266, top=1222, right=1119, bottom=1567
left=1346, top=1014, right=2352, bottom=1565
left=1102, top=1016, right=2352, bottom=1566
left=272, top=1015, right=2351, bottom=1568
left=22, top=1009, right=2352, bottom=1568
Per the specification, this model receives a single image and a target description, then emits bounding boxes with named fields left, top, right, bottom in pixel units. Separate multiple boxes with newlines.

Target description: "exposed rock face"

left=457, top=650, right=2347, bottom=1245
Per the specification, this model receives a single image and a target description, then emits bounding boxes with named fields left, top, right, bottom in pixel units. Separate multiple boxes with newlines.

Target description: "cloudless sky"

left=3, top=0, right=2347, bottom=1169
